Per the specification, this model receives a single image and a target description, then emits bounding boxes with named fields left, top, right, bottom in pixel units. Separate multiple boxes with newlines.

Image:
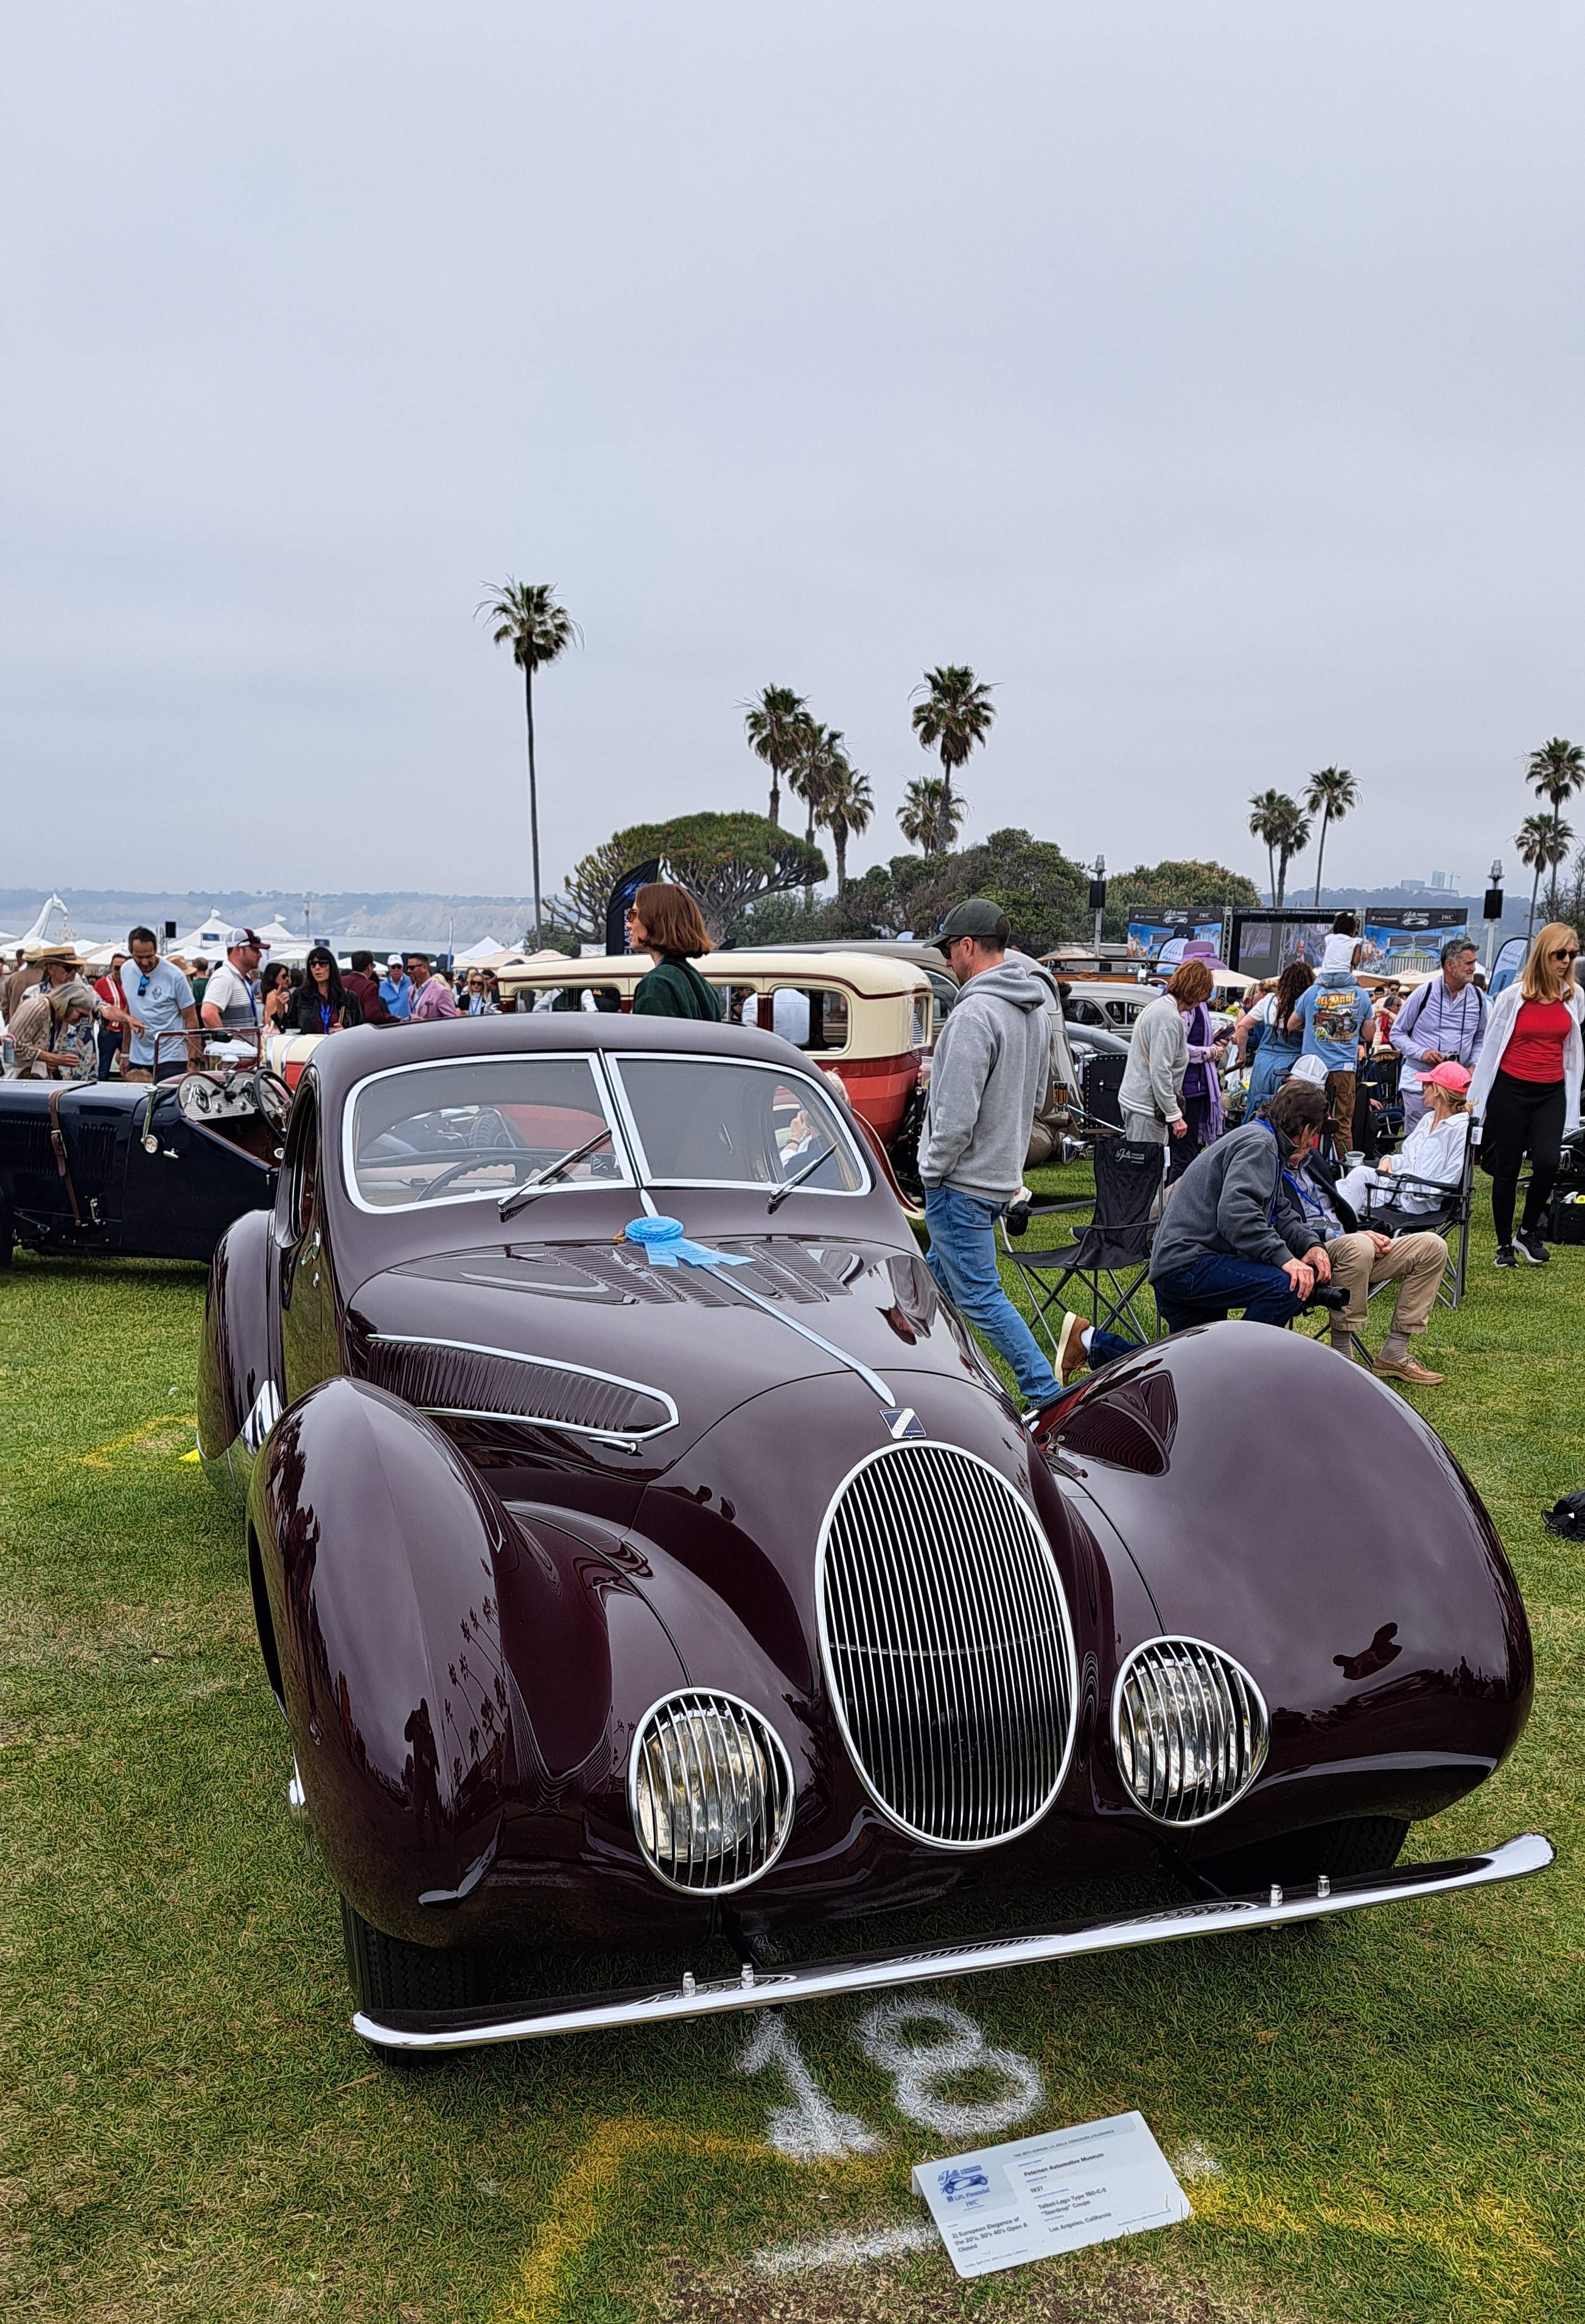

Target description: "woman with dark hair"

left=627, top=884, right=721, bottom=1020
left=259, top=961, right=295, bottom=1033
left=289, top=947, right=364, bottom=1034
left=1245, top=959, right=1314, bottom=1110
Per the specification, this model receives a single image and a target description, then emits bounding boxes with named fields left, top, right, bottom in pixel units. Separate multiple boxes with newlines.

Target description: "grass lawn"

left=1, top=1191, right=1582, bottom=2324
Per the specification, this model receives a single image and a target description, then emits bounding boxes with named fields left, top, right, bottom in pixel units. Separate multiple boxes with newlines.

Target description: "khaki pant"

left=1325, top=1069, right=1356, bottom=1162
left=1325, top=1229, right=1447, bottom=1338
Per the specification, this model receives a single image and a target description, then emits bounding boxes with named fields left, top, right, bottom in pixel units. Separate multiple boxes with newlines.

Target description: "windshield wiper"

left=767, top=1139, right=835, bottom=1214
left=497, top=1128, right=614, bottom=1220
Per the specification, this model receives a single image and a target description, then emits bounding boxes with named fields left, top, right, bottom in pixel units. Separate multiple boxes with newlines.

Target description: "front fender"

left=250, top=1379, right=523, bottom=1943
left=198, top=1207, right=279, bottom=1501
left=1053, top=1325, right=1533, bottom=1841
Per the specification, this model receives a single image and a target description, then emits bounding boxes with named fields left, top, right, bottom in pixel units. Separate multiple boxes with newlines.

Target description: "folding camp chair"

left=1358, top=1127, right=1477, bottom=1311
left=999, top=1136, right=1163, bottom=1359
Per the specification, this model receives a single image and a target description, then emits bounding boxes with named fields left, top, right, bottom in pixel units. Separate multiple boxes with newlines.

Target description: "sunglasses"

left=136, top=973, right=150, bottom=996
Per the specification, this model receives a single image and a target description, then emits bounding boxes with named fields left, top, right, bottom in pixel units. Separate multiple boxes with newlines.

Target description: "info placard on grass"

left=911, top=2109, right=1191, bottom=2278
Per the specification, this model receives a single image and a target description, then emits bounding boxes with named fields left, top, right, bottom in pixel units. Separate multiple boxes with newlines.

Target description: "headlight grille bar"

left=629, top=1690, right=794, bottom=1893
left=1112, top=1637, right=1270, bottom=1825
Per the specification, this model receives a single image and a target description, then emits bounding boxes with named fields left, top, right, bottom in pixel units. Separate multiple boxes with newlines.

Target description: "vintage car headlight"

left=1111, top=1637, right=1270, bottom=1826
left=629, top=1690, right=795, bottom=1893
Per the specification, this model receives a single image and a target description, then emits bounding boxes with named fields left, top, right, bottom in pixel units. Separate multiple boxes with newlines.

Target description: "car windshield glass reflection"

left=614, top=1060, right=865, bottom=1192
left=348, top=1058, right=628, bottom=1209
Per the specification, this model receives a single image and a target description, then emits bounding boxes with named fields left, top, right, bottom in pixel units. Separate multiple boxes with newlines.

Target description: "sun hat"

left=1421, top=1060, right=1472, bottom=1093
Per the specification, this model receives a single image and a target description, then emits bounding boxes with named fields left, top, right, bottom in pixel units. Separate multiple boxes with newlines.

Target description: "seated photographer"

left=1052, top=1080, right=1341, bottom=1383
left=1336, top=1062, right=1471, bottom=1220
left=1278, top=1064, right=1450, bottom=1386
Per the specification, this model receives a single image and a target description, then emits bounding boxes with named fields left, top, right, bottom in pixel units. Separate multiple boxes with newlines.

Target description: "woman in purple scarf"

left=1166, top=952, right=1226, bottom=1185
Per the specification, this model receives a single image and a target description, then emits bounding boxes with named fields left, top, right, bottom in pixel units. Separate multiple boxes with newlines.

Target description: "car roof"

left=497, top=947, right=931, bottom=998
left=294, top=1010, right=844, bottom=1111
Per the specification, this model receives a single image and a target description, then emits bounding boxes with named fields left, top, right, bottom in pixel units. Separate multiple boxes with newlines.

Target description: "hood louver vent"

left=365, top=1335, right=676, bottom=1444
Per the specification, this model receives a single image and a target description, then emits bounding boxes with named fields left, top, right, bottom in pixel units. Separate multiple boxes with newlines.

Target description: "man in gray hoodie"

left=918, top=899, right=1065, bottom=1410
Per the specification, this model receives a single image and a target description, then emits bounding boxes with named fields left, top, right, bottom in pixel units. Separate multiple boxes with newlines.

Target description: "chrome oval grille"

left=817, top=1443, right=1078, bottom=1848
left=1111, top=1637, right=1270, bottom=1825
left=629, top=1691, right=795, bottom=1892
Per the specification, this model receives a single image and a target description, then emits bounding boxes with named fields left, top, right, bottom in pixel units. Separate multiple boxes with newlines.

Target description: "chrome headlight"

left=629, top=1690, right=795, bottom=1892
left=1111, top=1637, right=1269, bottom=1826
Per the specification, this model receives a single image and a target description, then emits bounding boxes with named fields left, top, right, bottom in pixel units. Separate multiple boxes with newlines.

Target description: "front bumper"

left=354, top=1828, right=1553, bottom=2053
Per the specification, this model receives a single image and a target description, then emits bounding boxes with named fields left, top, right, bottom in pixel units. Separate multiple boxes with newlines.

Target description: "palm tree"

left=898, top=775, right=963, bottom=855
left=1248, top=788, right=1295, bottom=907
left=788, top=722, right=847, bottom=903
left=910, top=665, right=995, bottom=829
left=1517, top=813, right=1574, bottom=939
left=813, top=763, right=874, bottom=887
left=1525, top=738, right=1585, bottom=917
left=1303, top=766, right=1359, bottom=906
left=743, top=685, right=811, bottom=826
left=478, top=579, right=581, bottom=948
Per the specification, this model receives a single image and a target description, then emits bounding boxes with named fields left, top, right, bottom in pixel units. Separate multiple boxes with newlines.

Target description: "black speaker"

left=1080, top=1051, right=1125, bottom=1129
left=1087, top=877, right=1107, bottom=914
left=1483, top=887, right=1503, bottom=922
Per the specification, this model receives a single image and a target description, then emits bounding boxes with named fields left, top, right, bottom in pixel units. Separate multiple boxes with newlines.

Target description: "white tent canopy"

left=173, top=909, right=242, bottom=956
left=455, top=934, right=506, bottom=964
left=251, top=918, right=311, bottom=963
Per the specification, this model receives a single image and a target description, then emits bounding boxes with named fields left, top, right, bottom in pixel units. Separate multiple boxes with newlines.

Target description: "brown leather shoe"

left=1056, top=1309, right=1088, bottom=1387
left=1375, top=1354, right=1445, bottom=1385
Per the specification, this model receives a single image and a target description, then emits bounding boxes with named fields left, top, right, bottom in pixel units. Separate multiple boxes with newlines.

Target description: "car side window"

left=285, top=1085, right=319, bottom=1242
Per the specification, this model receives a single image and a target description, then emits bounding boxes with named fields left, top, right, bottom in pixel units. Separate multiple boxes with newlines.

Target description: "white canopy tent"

left=252, top=918, right=311, bottom=964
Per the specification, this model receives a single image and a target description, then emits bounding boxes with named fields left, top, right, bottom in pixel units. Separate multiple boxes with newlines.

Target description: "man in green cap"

left=919, top=900, right=1066, bottom=1415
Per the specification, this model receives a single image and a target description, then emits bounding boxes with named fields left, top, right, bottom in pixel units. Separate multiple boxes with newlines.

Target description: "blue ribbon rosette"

left=623, top=1215, right=754, bottom=1270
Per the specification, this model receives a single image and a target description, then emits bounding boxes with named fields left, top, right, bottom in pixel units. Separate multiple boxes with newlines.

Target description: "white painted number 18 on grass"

left=737, top=2002, right=1044, bottom=2160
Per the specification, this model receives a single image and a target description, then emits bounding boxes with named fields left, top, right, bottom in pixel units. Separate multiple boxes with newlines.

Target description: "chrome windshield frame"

left=339, top=1051, right=637, bottom=1217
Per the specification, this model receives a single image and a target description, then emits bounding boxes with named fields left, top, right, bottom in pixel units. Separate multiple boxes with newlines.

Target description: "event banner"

left=1358, top=908, right=1469, bottom=971
left=1125, top=909, right=1222, bottom=958
left=1226, top=913, right=1335, bottom=977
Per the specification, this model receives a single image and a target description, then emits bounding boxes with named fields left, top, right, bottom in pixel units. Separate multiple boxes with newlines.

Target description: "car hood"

left=344, top=1231, right=1006, bottom=1468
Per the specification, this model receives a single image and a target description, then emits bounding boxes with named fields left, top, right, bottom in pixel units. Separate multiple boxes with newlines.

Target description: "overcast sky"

left=4, top=3, right=1582, bottom=906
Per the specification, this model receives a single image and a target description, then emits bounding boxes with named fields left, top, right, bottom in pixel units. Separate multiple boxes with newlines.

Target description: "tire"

left=1197, top=1815, right=1408, bottom=1896
left=341, top=1895, right=487, bottom=2015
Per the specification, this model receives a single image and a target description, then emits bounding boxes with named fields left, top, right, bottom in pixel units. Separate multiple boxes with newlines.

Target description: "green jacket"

left=631, top=954, right=721, bottom=1021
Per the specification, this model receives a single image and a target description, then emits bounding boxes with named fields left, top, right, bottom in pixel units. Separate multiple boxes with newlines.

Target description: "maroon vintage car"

left=198, top=1015, right=1549, bottom=2056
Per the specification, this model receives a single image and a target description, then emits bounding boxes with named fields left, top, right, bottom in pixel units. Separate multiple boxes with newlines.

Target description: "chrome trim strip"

left=709, top=1273, right=894, bottom=1405
left=366, top=1334, right=679, bottom=1441
left=353, top=1831, right=1554, bottom=2052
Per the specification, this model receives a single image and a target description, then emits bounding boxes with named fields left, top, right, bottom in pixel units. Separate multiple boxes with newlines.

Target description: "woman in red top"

left=1468, top=922, right=1583, bottom=1265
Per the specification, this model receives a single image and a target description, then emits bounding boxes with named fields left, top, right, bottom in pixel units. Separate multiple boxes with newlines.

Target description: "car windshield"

left=612, top=1057, right=866, bottom=1192
left=346, top=1057, right=629, bottom=1210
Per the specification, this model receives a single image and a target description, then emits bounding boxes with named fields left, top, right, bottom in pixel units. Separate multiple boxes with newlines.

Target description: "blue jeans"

left=1152, top=1252, right=1301, bottom=1333
left=923, top=1186, right=1059, bottom=1407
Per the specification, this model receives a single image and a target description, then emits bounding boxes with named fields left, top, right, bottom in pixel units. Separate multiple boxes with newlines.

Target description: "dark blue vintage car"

left=0, top=1066, right=284, bottom=1265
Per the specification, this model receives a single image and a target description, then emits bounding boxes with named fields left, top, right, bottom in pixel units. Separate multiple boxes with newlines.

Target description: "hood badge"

left=882, top=1406, right=926, bottom=1441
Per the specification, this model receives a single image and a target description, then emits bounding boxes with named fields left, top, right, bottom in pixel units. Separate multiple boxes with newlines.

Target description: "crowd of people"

left=903, top=902, right=1583, bottom=1420
left=4, top=889, right=1580, bottom=1416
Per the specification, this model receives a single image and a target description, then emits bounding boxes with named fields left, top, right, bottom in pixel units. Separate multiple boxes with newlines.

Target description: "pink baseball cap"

left=1421, top=1060, right=1471, bottom=1093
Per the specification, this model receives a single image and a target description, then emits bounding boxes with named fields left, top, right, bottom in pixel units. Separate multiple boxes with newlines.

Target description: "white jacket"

left=1467, top=981, right=1584, bottom=1136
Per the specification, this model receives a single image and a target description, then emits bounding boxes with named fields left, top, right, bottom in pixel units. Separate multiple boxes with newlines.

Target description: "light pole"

left=1482, top=857, right=1503, bottom=974
left=1089, top=854, right=1107, bottom=959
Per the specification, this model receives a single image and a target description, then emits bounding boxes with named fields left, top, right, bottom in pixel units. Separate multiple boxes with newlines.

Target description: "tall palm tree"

left=1525, top=738, right=1585, bottom=917
left=1303, top=766, right=1359, bottom=906
left=910, top=665, right=995, bottom=829
left=743, top=685, right=811, bottom=826
left=813, top=763, right=874, bottom=888
left=478, top=579, right=581, bottom=948
left=1248, top=788, right=1293, bottom=907
left=1517, top=813, right=1574, bottom=939
left=788, top=722, right=847, bottom=903
left=898, top=775, right=963, bottom=855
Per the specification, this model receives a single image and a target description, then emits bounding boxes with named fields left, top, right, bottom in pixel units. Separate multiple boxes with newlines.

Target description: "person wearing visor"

left=917, top=899, right=1067, bottom=1414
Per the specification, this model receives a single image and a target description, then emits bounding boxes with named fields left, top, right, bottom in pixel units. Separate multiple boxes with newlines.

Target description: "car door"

left=278, top=1076, right=334, bottom=1405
